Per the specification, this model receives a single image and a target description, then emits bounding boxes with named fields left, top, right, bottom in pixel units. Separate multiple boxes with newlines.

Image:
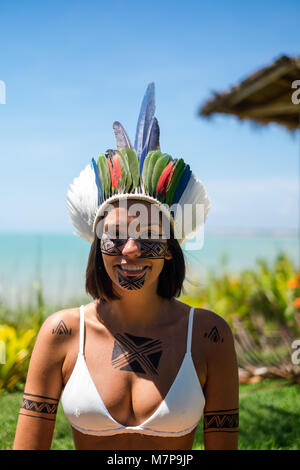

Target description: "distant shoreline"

left=0, top=228, right=299, bottom=238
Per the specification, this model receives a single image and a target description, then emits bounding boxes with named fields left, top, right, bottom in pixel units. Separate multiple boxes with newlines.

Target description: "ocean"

left=0, top=232, right=299, bottom=308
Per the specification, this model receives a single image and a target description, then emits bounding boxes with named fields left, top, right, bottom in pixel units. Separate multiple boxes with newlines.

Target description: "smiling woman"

left=85, top=200, right=185, bottom=302
left=13, top=83, right=239, bottom=451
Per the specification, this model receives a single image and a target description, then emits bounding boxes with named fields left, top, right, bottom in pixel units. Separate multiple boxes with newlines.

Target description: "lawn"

left=1, top=379, right=299, bottom=450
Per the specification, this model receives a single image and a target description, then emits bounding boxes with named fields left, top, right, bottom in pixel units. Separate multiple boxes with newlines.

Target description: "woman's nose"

left=121, top=238, right=142, bottom=257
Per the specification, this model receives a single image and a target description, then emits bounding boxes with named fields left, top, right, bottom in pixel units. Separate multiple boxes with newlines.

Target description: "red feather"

left=156, top=161, right=175, bottom=196
left=107, top=158, right=118, bottom=188
left=113, top=154, right=122, bottom=179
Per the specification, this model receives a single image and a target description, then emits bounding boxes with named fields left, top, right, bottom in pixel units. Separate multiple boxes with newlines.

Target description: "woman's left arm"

left=202, top=316, right=239, bottom=450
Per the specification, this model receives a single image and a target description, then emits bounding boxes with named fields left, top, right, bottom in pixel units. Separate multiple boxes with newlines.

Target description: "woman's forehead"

left=104, top=201, right=166, bottom=227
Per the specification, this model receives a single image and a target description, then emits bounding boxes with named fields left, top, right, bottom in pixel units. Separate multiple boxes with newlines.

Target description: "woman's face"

left=99, top=201, right=173, bottom=292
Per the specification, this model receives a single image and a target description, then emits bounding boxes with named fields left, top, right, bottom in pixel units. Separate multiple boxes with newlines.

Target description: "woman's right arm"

left=13, top=310, right=72, bottom=450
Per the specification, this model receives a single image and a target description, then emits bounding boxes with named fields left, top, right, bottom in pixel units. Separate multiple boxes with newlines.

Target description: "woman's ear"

left=164, top=246, right=173, bottom=261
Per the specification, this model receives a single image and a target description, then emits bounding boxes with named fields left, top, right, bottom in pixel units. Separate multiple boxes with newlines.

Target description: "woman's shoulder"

left=194, top=307, right=231, bottom=332
left=177, top=301, right=233, bottom=343
left=35, top=304, right=90, bottom=352
left=177, top=300, right=230, bottom=328
left=40, top=305, right=81, bottom=335
left=192, top=307, right=235, bottom=362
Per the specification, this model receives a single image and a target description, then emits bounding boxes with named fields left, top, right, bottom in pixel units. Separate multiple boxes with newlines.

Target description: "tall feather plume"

left=67, top=83, right=211, bottom=247
left=113, top=121, right=133, bottom=150
left=134, top=82, right=155, bottom=161
left=145, top=117, right=160, bottom=152
left=139, top=116, right=161, bottom=176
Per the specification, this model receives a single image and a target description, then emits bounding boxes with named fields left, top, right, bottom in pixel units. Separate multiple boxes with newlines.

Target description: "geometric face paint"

left=100, top=236, right=168, bottom=259
left=116, top=267, right=147, bottom=290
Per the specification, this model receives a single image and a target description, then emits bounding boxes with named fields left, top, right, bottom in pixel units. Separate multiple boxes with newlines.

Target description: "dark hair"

left=85, top=232, right=186, bottom=301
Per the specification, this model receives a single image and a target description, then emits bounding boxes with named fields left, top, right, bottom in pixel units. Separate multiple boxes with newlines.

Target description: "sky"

left=0, top=0, right=299, bottom=235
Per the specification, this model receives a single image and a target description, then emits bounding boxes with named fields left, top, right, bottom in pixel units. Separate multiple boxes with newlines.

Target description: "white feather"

left=174, top=173, right=211, bottom=244
left=66, top=163, right=98, bottom=243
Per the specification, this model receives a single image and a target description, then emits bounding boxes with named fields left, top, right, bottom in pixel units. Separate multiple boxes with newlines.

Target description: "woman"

left=13, top=84, right=239, bottom=450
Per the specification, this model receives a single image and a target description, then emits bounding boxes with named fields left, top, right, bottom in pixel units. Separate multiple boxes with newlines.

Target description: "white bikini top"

left=61, top=305, right=205, bottom=437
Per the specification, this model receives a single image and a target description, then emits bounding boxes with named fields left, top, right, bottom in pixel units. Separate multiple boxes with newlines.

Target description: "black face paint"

left=100, top=234, right=169, bottom=290
left=100, top=236, right=168, bottom=259
left=117, top=268, right=147, bottom=290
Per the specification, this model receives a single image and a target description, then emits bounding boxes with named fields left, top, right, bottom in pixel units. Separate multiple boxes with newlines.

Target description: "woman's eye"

left=140, top=230, right=160, bottom=239
left=105, top=232, right=126, bottom=240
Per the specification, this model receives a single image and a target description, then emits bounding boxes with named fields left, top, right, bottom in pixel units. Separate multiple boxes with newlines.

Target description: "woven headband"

left=67, top=83, right=211, bottom=245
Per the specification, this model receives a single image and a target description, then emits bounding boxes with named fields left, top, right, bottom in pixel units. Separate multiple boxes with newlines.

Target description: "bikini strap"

left=79, top=305, right=85, bottom=355
left=186, top=306, right=195, bottom=354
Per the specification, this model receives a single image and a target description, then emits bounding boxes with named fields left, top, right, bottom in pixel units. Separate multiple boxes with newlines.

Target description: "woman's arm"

left=13, top=310, right=72, bottom=450
left=202, top=315, right=239, bottom=450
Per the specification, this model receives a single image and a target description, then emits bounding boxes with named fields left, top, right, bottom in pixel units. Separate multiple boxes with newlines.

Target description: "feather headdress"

left=67, top=83, right=210, bottom=246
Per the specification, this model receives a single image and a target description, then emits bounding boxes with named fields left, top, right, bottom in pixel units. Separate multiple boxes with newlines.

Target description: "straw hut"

left=199, top=55, right=300, bottom=132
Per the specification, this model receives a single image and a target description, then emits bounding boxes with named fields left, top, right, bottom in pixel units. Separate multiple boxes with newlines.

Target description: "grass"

left=1, top=379, right=299, bottom=450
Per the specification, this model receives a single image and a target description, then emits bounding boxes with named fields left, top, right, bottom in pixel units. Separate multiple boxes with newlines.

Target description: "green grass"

left=194, top=379, right=300, bottom=450
left=1, top=379, right=299, bottom=450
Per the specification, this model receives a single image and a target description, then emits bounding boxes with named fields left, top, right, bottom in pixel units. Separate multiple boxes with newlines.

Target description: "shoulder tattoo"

left=52, top=320, right=72, bottom=336
left=204, top=326, right=224, bottom=343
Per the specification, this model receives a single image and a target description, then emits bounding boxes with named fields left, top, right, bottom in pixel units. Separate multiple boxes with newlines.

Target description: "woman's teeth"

left=119, top=265, right=147, bottom=273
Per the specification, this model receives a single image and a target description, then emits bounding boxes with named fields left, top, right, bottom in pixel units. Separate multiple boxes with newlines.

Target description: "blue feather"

left=139, top=117, right=160, bottom=176
left=139, top=145, right=148, bottom=176
left=147, top=117, right=160, bottom=151
left=91, top=158, right=103, bottom=206
left=134, top=83, right=155, bottom=159
left=113, top=121, right=133, bottom=150
left=172, top=165, right=192, bottom=205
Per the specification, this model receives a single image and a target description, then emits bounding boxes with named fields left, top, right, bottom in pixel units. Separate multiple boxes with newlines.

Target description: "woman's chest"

left=62, top=316, right=207, bottom=427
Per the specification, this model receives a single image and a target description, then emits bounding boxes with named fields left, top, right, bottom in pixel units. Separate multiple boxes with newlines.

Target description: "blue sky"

left=0, top=0, right=299, bottom=234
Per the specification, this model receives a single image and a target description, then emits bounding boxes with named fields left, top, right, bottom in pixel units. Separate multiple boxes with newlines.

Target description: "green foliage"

left=0, top=325, right=36, bottom=394
left=182, top=251, right=299, bottom=331
left=181, top=251, right=300, bottom=382
left=0, top=281, right=90, bottom=394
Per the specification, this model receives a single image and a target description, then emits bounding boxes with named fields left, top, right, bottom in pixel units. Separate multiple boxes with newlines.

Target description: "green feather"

left=145, top=150, right=163, bottom=194
left=116, top=150, right=132, bottom=191
left=141, top=151, right=155, bottom=192
left=141, top=151, right=155, bottom=190
left=151, top=154, right=172, bottom=198
left=121, top=148, right=139, bottom=190
left=165, top=159, right=186, bottom=206
left=97, top=153, right=111, bottom=198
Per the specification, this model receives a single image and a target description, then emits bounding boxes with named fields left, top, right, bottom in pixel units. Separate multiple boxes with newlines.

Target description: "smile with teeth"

left=116, top=265, right=149, bottom=275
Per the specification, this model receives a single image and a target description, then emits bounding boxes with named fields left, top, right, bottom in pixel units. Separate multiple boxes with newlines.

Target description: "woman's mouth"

left=116, top=265, right=149, bottom=276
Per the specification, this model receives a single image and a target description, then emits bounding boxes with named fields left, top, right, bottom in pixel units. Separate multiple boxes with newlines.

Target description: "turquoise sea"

left=0, top=232, right=299, bottom=308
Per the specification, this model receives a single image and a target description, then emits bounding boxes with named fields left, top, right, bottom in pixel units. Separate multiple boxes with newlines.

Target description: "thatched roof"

left=199, top=55, right=300, bottom=132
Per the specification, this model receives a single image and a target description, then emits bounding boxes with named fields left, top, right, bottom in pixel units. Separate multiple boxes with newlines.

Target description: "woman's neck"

left=97, top=291, right=174, bottom=331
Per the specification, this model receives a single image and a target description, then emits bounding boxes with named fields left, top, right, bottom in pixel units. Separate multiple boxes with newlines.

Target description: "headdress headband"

left=67, top=83, right=210, bottom=245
